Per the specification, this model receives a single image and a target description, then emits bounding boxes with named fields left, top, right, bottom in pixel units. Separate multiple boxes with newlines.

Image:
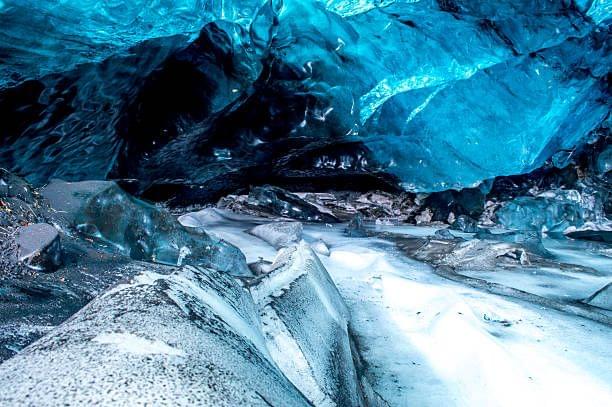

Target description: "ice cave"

left=0, top=0, right=610, bottom=405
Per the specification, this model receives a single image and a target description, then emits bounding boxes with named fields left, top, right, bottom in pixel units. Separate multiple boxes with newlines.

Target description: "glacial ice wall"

left=0, top=0, right=264, bottom=88
left=0, top=0, right=609, bottom=194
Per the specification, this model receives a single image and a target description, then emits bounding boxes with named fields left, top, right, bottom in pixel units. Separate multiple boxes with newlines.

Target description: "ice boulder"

left=495, top=195, right=584, bottom=233
left=248, top=186, right=340, bottom=223
left=42, top=179, right=250, bottom=276
left=434, top=229, right=456, bottom=241
left=450, top=215, right=481, bottom=233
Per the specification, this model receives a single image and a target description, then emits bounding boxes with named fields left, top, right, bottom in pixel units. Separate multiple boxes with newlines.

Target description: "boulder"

left=434, top=228, right=455, bottom=240
left=248, top=221, right=303, bottom=249
left=584, top=283, right=612, bottom=311
left=15, top=223, right=62, bottom=272
left=220, top=185, right=340, bottom=223
left=450, top=215, right=481, bottom=233
left=42, top=179, right=250, bottom=276
left=248, top=185, right=339, bottom=223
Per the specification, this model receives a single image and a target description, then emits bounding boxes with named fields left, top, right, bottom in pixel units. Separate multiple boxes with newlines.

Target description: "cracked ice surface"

left=202, top=212, right=612, bottom=406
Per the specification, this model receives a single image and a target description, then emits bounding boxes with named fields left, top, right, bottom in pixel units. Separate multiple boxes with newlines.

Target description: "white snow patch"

left=93, top=333, right=184, bottom=356
left=259, top=306, right=334, bottom=407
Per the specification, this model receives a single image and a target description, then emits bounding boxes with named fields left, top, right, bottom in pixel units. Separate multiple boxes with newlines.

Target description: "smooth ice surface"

left=202, top=211, right=612, bottom=406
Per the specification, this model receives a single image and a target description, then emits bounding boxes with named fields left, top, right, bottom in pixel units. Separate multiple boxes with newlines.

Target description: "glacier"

left=0, top=1, right=611, bottom=406
left=1, top=163, right=611, bottom=405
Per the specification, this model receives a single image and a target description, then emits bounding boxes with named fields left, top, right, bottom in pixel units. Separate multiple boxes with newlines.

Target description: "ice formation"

left=248, top=221, right=304, bottom=249
left=42, top=179, right=250, bottom=275
left=0, top=266, right=312, bottom=406
left=0, top=1, right=610, bottom=406
left=0, top=0, right=608, bottom=195
left=0, top=242, right=379, bottom=406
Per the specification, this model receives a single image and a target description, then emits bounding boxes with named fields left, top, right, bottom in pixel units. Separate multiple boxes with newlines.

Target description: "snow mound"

left=0, top=266, right=309, bottom=406
left=249, top=221, right=303, bottom=249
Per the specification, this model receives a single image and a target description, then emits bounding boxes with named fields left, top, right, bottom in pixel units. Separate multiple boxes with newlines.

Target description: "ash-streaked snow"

left=200, top=210, right=612, bottom=406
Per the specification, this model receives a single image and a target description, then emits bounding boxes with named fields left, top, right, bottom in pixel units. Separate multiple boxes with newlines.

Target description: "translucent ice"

left=0, top=0, right=610, bottom=194
left=496, top=196, right=584, bottom=233
left=42, top=180, right=250, bottom=275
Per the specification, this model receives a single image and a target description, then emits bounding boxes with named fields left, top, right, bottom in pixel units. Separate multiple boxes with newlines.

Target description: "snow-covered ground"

left=202, top=210, right=612, bottom=406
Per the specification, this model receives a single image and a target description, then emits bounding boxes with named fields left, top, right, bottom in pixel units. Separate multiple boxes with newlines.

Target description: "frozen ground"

left=200, top=210, right=612, bottom=406
left=457, top=236, right=612, bottom=303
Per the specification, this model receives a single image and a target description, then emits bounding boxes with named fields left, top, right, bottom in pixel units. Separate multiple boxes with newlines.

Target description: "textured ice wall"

left=0, top=0, right=265, bottom=88
left=272, top=0, right=611, bottom=190
left=0, top=0, right=609, bottom=193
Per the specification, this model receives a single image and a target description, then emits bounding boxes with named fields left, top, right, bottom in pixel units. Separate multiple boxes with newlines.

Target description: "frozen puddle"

left=205, top=215, right=612, bottom=406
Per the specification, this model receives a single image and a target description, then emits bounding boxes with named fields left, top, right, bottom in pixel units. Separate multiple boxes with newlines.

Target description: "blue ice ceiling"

left=0, top=0, right=609, bottom=193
